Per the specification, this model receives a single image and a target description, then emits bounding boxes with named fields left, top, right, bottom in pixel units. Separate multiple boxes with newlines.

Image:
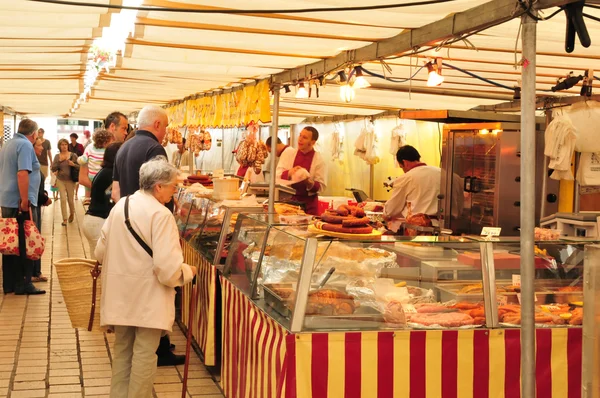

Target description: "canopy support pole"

left=222, top=128, right=225, bottom=170
left=520, top=13, right=537, bottom=398
left=268, top=88, right=281, bottom=223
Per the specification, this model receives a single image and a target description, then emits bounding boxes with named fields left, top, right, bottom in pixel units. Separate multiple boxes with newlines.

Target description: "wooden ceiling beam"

left=126, top=38, right=322, bottom=59
left=136, top=17, right=376, bottom=42
left=146, top=0, right=400, bottom=29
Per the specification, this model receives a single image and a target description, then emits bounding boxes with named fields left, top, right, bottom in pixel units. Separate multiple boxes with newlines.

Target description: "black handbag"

left=70, top=154, right=79, bottom=183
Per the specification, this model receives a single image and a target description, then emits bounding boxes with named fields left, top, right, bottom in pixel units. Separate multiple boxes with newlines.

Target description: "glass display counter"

left=223, top=214, right=596, bottom=333
left=175, top=193, right=263, bottom=266
left=173, top=190, right=264, bottom=366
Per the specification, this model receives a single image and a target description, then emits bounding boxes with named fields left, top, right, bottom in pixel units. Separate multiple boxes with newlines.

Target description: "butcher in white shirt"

left=384, top=145, right=441, bottom=232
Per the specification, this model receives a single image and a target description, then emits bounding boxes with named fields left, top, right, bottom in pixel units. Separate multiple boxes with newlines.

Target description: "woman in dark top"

left=32, top=138, right=52, bottom=282
left=82, top=142, right=122, bottom=259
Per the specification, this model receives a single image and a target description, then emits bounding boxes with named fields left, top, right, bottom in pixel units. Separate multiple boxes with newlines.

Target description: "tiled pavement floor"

left=0, top=197, right=224, bottom=398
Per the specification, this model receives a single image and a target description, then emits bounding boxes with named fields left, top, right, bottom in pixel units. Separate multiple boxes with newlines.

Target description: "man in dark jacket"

left=110, top=105, right=184, bottom=366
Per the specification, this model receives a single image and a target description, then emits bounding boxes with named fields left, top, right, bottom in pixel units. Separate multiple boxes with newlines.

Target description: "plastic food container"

left=212, top=178, right=240, bottom=200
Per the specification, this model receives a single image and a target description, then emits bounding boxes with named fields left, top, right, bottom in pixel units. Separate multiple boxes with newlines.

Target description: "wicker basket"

left=53, top=258, right=105, bottom=332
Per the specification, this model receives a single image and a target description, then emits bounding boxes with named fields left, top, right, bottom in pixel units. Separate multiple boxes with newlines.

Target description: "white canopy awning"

left=2, top=0, right=600, bottom=121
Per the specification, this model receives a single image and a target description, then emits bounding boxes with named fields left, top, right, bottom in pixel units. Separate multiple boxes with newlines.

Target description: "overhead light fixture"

left=338, top=70, right=348, bottom=83
left=353, top=67, right=371, bottom=89
left=284, top=85, right=291, bottom=94
left=296, top=83, right=309, bottom=99
left=340, top=84, right=355, bottom=103
left=426, top=59, right=444, bottom=87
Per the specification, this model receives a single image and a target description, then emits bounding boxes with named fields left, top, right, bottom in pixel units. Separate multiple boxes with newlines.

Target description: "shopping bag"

left=23, top=212, right=45, bottom=260
left=0, top=217, right=20, bottom=256
left=54, top=258, right=105, bottom=332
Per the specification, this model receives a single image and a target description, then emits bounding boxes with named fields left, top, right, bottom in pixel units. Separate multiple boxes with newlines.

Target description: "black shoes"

left=15, top=283, right=46, bottom=295
left=157, top=353, right=186, bottom=367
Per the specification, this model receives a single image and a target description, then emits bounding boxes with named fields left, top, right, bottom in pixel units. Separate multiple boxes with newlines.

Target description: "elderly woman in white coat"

left=95, top=157, right=196, bottom=398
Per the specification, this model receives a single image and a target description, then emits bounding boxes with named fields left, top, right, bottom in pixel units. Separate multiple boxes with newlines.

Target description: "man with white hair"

left=111, top=105, right=168, bottom=203
left=111, top=105, right=185, bottom=366
left=110, top=105, right=184, bottom=367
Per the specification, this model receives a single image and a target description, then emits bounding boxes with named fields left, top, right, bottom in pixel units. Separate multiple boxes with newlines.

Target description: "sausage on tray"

left=316, top=222, right=373, bottom=234
left=341, top=217, right=370, bottom=228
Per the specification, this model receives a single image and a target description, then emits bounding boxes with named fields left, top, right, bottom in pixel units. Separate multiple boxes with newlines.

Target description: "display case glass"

left=175, top=193, right=263, bottom=265
left=482, top=237, right=585, bottom=328
left=224, top=215, right=598, bottom=333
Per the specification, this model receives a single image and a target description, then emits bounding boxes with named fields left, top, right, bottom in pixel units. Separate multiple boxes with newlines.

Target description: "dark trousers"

left=1, top=207, right=38, bottom=292
left=156, top=335, right=172, bottom=357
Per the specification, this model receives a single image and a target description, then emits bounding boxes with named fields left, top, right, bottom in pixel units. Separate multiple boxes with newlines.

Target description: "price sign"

left=212, top=169, right=224, bottom=178
left=402, top=303, right=417, bottom=314
left=516, top=292, right=537, bottom=304
left=481, top=227, right=502, bottom=237
left=512, top=274, right=521, bottom=287
left=497, top=295, right=508, bottom=306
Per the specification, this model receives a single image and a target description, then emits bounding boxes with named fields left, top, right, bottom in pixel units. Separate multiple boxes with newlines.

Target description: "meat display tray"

left=304, top=306, right=384, bottom=330
left=436, top=281, right=553, bottom=304
left=263, top=283, right=294, bottom=319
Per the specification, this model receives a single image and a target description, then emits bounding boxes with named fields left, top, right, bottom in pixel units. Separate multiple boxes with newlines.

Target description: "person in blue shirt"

left=0, top=119, right=45, bottom=295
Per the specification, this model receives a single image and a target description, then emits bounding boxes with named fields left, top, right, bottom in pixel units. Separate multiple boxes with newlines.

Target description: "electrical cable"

left=360, top=65, right=425, bottom=83
left=362, top=62, right=557, bottom=95
left=517, top=0, right=563, bottom=21
left=382, top=27, right=486, bottom=61
left=583, top=12, right=600, bottom=23
left=442, top=63, right=516, bottom=91
left=27, top=0, right=462, bottom=14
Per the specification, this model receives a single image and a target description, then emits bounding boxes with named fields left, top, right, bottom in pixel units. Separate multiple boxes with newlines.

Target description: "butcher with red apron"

left=276, top=127, right=327, bottom=215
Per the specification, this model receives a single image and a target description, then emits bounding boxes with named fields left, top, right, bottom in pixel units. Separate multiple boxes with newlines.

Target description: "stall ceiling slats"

left=1, top=0, right=597, bottom=119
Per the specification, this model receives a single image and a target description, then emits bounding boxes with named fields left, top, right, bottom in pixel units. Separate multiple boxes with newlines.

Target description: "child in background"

left=50, top=172, right=59, bottom=200
left=78, top=129, right=115, bottom=205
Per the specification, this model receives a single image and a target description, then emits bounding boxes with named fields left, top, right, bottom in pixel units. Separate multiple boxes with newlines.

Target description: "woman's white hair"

left=137, top=105, right=168, bottom=129
left=139, top=156, right=178, bottom=191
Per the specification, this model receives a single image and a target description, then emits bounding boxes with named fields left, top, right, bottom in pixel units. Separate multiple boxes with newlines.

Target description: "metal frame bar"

left=290, top=237, right=319, bottom=332
left=250, top=224, right=273, bottom=300
left=268, top=88, right=281, bottom=225
left=213, top=207, right=265, bottom=266
left=520, top=13, right=537, bottom=398
left=582, top=244, right=600, bottom=398
left=479, top=241, right=499, bottom=328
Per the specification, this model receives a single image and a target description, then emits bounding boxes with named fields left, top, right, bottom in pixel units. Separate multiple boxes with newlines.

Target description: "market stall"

left=220, top=213, right=590, bottom=398
left=175, top=178, right=264, bottom=365
left=171, top=81, right=272, bottom=366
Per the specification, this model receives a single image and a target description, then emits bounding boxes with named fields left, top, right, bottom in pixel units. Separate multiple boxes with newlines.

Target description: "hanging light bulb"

left=338, top=70, right=348, bottom=83
left=339, top=84, right=355, bottom=103
left=353, top=67, right=371, bottom=89
left=426, top=59, right=444, bottom=87
left=296, top=82, right=309, bottom=98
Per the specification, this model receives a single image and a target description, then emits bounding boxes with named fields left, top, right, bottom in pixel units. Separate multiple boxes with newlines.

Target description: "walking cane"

left=181, top=276, right=198, bottom=398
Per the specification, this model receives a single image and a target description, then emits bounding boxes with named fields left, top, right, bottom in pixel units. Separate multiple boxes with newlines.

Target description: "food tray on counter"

left=263, top=283, right=294, bottom=318
left=307, top=224, right=383, bottom=240
left=304, top=306, right=384, bottom=330
left=436, top=281, right=552, bottom=304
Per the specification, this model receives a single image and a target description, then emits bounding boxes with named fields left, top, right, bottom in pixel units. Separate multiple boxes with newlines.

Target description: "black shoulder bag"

left=124, top=195, right=153, bottom=257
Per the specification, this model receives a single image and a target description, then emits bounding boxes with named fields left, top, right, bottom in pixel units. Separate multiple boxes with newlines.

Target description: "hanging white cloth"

left=576, top=152, right=600, bottom=186
left=544, top=116, right=577, bottom=180
left=390, top=123, right=406, bottom=155
left=354, top=123, right=379, bottom=165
